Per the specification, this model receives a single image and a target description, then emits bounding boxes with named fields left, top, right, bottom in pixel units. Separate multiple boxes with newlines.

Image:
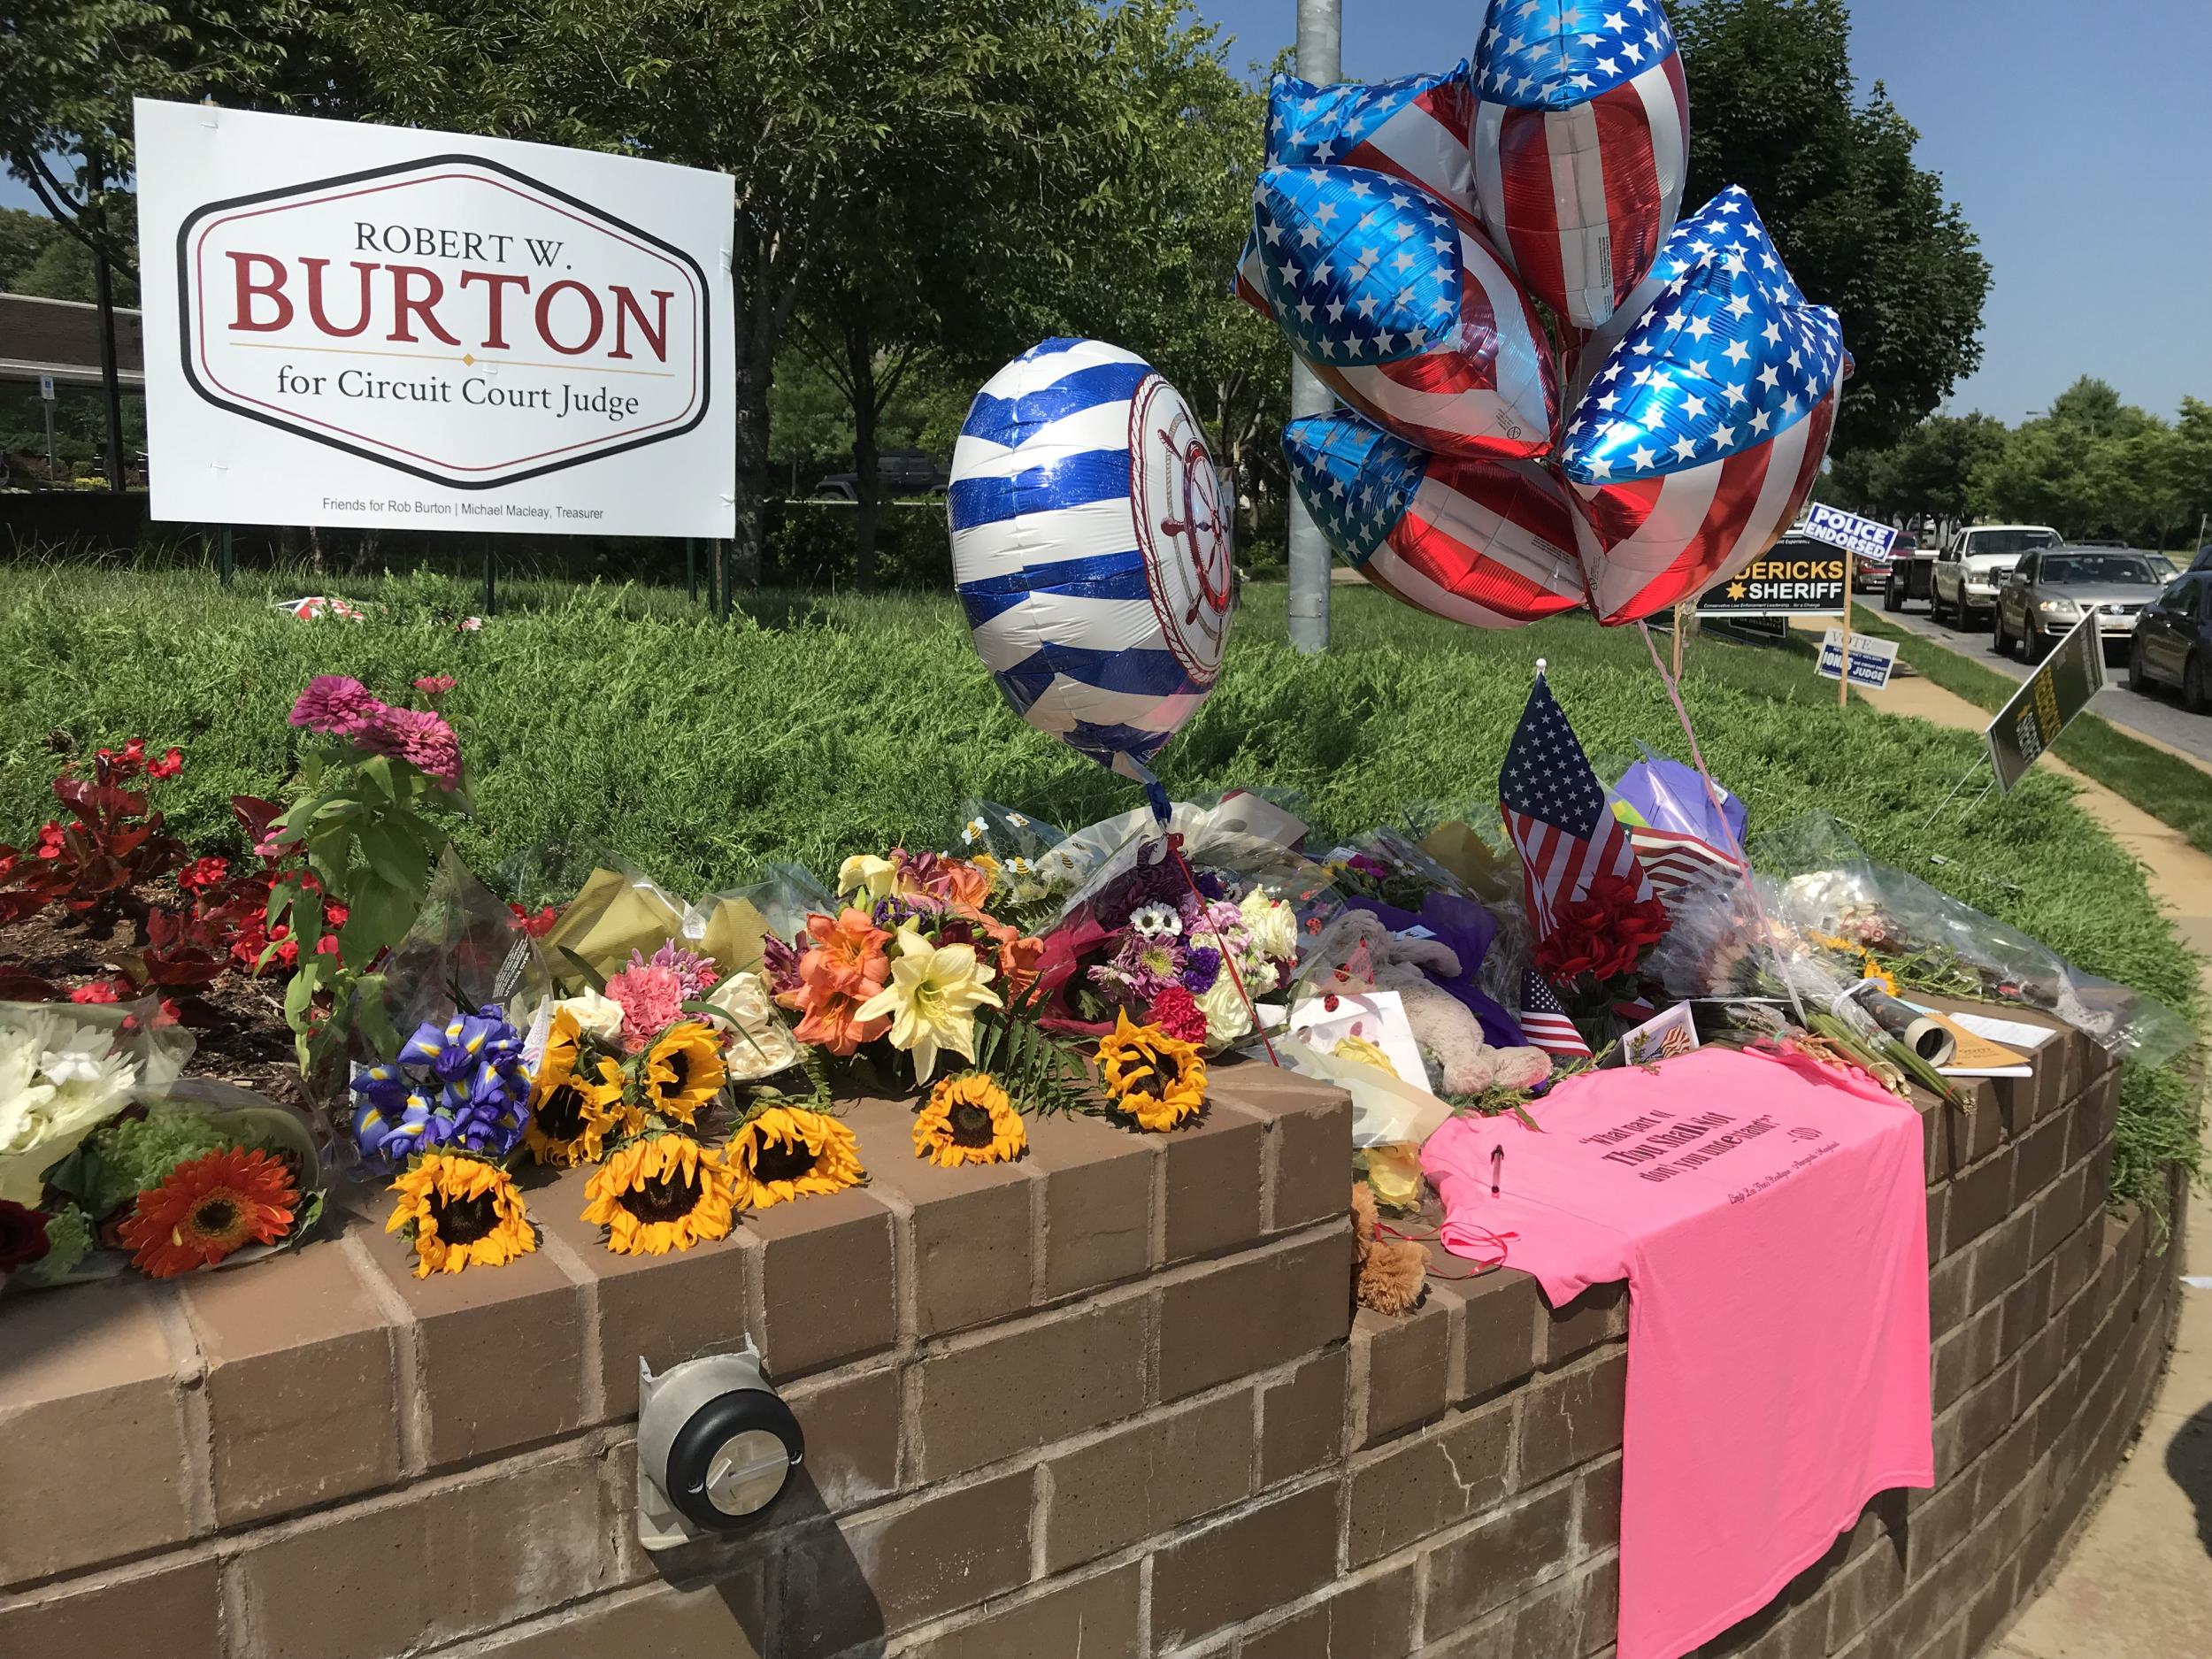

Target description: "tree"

left=1827, top=411, right=2007, bottom=528
left=1674, top=1, right=1991, bottom=451
left=0, top=206, right=64, bottom=289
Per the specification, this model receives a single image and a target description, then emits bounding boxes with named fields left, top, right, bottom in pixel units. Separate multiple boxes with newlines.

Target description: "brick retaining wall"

left=0, top=1001, right=2184, bottom=1659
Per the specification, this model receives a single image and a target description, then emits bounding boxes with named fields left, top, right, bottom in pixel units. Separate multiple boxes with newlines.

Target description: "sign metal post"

left=39, top=373, right=57, bottom=483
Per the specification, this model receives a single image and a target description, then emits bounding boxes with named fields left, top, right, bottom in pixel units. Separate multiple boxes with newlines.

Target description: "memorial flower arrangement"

left=725, top=1104, right=866, bottom=1208
left=582, top=1131, right=741, bottom=1252
left=1095, top=1010, right=1208, bottom=1133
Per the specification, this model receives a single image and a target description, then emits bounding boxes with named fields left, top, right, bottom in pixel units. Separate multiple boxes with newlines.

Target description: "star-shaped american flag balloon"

left=1268, top=62, right=1477, bottom=218
left=1556, top=184, right=1845, bottom=624
left=1283, top=408, right=1587, bottom=629
left=1471, top=0, right=1690, bottom=334
left=1236, top=164, right=1558, bottom=461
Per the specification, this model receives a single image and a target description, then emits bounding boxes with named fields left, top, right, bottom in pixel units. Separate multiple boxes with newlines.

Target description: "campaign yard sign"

left=1693, top=538, right=1847, bottom=617
left=1816, top=628, right=1899, bottom=691
left=135, top=99, right=734, bottom=538
left=1800, top=504, right=1900, bottom=561
left=1987, top=613, right=2105, bottom=793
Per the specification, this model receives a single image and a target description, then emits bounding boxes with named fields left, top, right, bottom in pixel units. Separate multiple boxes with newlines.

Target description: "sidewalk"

left=1855, top=673, right=2212, bottom=1659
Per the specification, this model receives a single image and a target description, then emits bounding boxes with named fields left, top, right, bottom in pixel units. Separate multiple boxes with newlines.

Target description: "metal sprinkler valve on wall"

left=635, top=1340, right=805, bottom=1549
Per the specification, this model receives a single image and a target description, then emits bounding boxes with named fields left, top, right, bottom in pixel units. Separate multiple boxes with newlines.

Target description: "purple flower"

left=762, top=933, right=801, bottom=997
left=1090, top=932, right=1187, bottom=1003
left=289, top=674, right=385, bottom=737
left=1180, top=945, right=1223, bottom=993
left=363, top=705, right=464, bottom=788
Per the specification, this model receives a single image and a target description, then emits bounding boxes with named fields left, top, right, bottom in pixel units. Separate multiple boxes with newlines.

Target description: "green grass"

left=1847, top=607, right=2212, bottom=857
left=1, top=561, right=2200, bottom=1210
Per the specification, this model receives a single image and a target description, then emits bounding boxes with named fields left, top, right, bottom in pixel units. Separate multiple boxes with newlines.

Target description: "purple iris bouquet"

left=349, top=1004, right=532, bottom=1170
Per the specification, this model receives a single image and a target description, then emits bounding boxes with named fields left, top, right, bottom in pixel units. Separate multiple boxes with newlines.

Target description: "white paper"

left=1286, top=990, right=1431, bottom=1091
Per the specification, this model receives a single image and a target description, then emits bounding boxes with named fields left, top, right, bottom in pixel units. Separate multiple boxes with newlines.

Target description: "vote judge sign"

left=135, top=99, right=735, bottom=538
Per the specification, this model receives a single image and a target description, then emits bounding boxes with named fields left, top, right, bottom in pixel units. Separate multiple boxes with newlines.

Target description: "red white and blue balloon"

left=1268, top=63, right=1477, bottom=219
left=1470, top=0, right=1690, bottom=334
left=1237, top=165, right=1558, bottom=461
left=1284, top=409, right=1586, bottom=628
left=949, top=338, right=1233, bottom=783
left=1557, top=186, right=1842, bottom=624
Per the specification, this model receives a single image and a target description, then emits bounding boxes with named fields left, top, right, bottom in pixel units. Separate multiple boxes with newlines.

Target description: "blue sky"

left=1191, top=0, right=2212, bottom=425
left=9, top=2, right=2204, bottom=426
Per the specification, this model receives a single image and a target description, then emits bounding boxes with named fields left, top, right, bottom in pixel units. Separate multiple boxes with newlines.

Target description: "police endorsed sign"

left=1694, top=535, right=1847, bottom=617
left=135, top=99, right=734, bottom=537
left=1800, top=504, right=1900, bottom=561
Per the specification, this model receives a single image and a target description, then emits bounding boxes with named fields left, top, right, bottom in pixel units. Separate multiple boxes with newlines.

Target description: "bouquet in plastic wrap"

left=6, top=1071, right=327, bottom=1289
left=1, top=996, right=191, bottom=1209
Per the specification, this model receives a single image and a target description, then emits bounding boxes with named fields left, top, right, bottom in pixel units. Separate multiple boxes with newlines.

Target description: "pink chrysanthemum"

left=604, top=963, right=687, bottom=1053
left=289, top=675, right=385, bottom=737
left=364, top=705, right=464, bottom=789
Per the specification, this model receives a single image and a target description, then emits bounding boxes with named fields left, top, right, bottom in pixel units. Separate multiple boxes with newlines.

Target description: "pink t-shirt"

left=1424, top=1046, right=1932, bottom=1659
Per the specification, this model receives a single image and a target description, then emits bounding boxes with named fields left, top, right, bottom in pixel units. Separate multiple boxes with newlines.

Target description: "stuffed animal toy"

left=1351, top=1181, right=1429, bottom=1315
left=1310, top=910, right=1551, bottom=1096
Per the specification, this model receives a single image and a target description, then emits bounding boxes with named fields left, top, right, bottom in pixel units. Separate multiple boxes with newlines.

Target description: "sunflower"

left=912, top=1073, right=1026, bottom=1167
left=523, top=1050, right=624, bottom=1166
left=385, top=1151, right=535, bottom=1277
left=727, top=1106, right=866, bottom=1210
left=118, top=1147, right=298, bottom=1277
left=1096, top=1010, right=1208, bottom=1133
left=644, top=1021, right=726, bottom=1126
left=581, top=1133, right=737, bottom=1255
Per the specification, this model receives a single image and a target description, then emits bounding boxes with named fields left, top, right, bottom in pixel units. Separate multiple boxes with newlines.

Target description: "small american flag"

left=1624, top=821, right=1745, bottom=904
left=1499, top=672, right=1653, bottom=938
left=1519, top=969, right=1593, bottom=1059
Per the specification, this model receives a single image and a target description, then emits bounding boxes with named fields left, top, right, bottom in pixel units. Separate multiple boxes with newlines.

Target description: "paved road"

left=1869, top=594, right=2212, bottom=766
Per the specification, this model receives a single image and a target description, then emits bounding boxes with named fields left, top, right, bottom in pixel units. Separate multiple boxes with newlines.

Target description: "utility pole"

left=1286, top=0, right=1340, bottom=656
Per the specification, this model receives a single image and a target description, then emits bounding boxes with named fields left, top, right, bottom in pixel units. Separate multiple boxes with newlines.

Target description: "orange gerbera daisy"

left=119, top=1147, right=298, bottom=1277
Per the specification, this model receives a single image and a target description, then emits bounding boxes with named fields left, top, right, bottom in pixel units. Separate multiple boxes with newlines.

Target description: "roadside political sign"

left=134, top=98, right=734, bottom=538
left=1817, top=628, right=1899, bottom=691
left=1986, top=614, right=2105, bottom=792
left=1800, top=504, right=1900, bottom=561
left=1694, top=538, right=1847, bottom=617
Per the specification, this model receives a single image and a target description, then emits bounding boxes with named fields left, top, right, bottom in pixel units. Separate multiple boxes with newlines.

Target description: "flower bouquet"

left=6, top=1077, right=326, bottom=1289
left=1, top=998, right=191, bottom=1208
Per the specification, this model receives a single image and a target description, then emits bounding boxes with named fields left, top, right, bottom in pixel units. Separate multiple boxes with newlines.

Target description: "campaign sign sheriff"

left=1694, top=535, right=1847, bottom=617
left=136, top=99, right=734, bottom=537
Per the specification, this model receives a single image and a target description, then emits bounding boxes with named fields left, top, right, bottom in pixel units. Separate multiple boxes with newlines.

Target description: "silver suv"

left=1930, top=525, right=2060, bottom=626
left=1993, top=549, right=2165, bottom=662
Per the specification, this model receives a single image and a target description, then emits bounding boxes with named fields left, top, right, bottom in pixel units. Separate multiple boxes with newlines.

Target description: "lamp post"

left=1286, top=0, right=1340, bottom=655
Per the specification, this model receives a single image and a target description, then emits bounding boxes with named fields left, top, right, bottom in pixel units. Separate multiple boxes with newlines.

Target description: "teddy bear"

left=1351, top=1181, right=1429, bottom=1315
left=1309, top=910, right=1551, bottom=1097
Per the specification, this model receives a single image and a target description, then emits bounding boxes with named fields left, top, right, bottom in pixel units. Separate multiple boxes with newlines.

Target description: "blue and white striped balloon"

left=949, top=338, right=1234, bottom=786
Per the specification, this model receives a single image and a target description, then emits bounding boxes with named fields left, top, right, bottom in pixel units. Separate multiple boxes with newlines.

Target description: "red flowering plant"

left=0, top=739, right=188, bottom=928
left=1532, top=871, right=1674, bottom=1030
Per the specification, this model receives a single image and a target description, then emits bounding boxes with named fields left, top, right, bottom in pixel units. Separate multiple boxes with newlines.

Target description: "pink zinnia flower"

left=626, top=941, right=719, bottom=1002
left=363, top=706, right=463, bottom=789
left=604, top=963, right=687, bottom=1052
left=289, top=675, right=385, bottom=737
left=413, top=675, right=457, bottom=696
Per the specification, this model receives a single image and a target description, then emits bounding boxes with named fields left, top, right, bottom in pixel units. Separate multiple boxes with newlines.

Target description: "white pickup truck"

left=1925, top=524, right=2062, bottom=626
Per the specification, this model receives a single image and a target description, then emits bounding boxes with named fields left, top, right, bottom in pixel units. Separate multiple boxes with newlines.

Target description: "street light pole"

left=1286, top=0, right=1340, bottom=656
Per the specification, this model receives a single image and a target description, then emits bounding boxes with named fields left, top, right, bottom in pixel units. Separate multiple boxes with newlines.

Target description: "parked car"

left=1850, top=529, right=1909, bottom=594
left=2128, top=572, right=2212, bottom=711
left=2146, top=553, right=2182, bottom=580
left=810, top=449, right=950, bottom=502
left=1929, top=524, right=2062, bottom=626
left=1992, top=548, right=2163, bottom=663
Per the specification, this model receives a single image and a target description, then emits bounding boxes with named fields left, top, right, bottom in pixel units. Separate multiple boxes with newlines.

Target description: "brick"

left=1944, top=1150, right=2014, bottom=1253
left=467, top=1580, right=765, bottom=1658
left=912, top=1294, right=1148, bottom=1480
left=1022, top=1108, right=1154, bottom=1298
left=1926, top=1249, right=1971, bottom=1339
left=1541, top=1280, right=1628, bottom=1368
left=1578, top=1453, right=1623, bottom=1553
left=1161, top=1099, right=1268, bottom=1263
left=1261, top=1347, right=1350, bottom=1486
left=1424, top=1484, right=1577, bottom=1635
left=0, top=1552, right=220, bottom=1659
left=1158, top=1228, right=1350, bottom=1402
left=747, top=1187, right=898, bottom=1378
left=780, top=1469, right=1034, bottom=1659
left=2029, top=1164, right=2089, bottom=1263
left=1238, top=1563, right=1418, bottom=1659
left=1927, top=1187, right=1947, bottom=1267
left=1214, top=1062, right=1355, bottom=1233
left=1967, top=1211, right=2032, bottom=1311
left=1437, top=1558, right=1616, bottom=1659
left=2011, top=1115, right=2067, bottom=1202
left=0, top=1280, right=192, bottom=1586
left=174, top=1239, right=400, bottom=1526
left=1822, top=1532, right=1905, bottom=1652
left=840, top=1099, right=1033, bottom=1336
left=1348, top=1396, right=1511, bottom=1564
left=783, top=1363, right=901, bottom=1512
left=1518, top=1348, right=1628, bottom=1487
left=900, top=1563, right=1141, bottom=1659
left=363, top=1217, right=588, bottom=1468
left=1450, top=1265, right=1542, bottom=1402
left=533, top=1164, right=757, bottom=1425
left=1150, top=1481, right=1341, bottom=1647
left=1041, top=1389, right=1254, bottom=1571
left=1353, top=1300, right=1452, bottom=1446
left=229, top=1442, right=615, bottom=1659
left=2000, top=1258, right=2055, bottom=1359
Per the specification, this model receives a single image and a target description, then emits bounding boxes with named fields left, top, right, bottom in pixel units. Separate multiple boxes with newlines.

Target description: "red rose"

left=0, top=1200, right=51, bottom=1273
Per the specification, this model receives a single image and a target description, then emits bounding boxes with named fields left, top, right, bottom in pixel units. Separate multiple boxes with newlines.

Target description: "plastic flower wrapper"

left=1402, top=817, right=1541, bottom=1025
left=956, top=801, right=1077, bottom=931
left=16, top=1077, right=327, bottom=1287
left=1753, top=815, right=2190, bottom=1066
left=1613, top=741, right=1748, bottom=852
left=535, top=856, right=789, bottom=987
left=0, top=996, right=193, bottom=1206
